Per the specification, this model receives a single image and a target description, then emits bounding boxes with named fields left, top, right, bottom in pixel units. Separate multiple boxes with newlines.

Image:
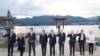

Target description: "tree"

left=0, top=17, right=3, bottom=23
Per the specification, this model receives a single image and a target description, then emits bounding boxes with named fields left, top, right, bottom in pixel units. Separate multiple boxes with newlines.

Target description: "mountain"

left=87, top=17, right=98, bottom=21
left=11, top=15, right=99, bottom=25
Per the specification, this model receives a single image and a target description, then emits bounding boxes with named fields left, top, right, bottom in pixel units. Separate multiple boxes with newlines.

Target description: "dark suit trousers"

left=50, top=44, right=55, bottom=55
left=8, top=43, right=14, bottom=56
left=19, top=46, right=24, bottom=56
left=79, top=42, right=85, bottom=55
left=69, top=43, right=75, bottom=55
left=88, top=43, right=94, bottom=55
left=29, top=42, right=35, bottom=56
left=41, top=44, right=47, bottom=55
left=59, top=43, right=64, bottom=55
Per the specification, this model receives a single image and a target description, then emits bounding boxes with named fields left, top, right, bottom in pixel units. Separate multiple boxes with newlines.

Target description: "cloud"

left=0, top=0, right=100, bottom=18
left=0, top=0, right=48, bottom=17
left=44, top=0, right=100, bottom=17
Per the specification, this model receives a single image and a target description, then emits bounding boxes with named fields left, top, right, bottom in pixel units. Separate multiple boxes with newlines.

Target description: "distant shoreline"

left=0, top=24, right=100, bottom=26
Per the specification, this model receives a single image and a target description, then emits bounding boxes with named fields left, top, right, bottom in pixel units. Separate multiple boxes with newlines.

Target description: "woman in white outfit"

left=87, top=31, right=95, bottom=55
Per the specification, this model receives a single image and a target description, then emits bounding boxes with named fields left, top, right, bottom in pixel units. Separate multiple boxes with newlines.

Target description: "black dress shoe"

left=73, top=54, right=75, bottom=56
left=59, top=54, right=61, bottom=56
left=53, top=54, right=55, bottom=56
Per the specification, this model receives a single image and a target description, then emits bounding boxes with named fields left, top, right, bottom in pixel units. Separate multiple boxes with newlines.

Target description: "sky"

left=0, top=0, right=100, bottom=18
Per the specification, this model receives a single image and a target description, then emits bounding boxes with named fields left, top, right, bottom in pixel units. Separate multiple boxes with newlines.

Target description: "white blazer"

left=87, top=34, right=95, bottom=43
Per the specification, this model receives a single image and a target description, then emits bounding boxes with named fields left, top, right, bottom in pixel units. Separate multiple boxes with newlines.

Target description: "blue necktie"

left=72, top=34, right=74, bottom=38
left=52, top=34, right=54, bottom=38
left=10, top=33, right=13, bottom=38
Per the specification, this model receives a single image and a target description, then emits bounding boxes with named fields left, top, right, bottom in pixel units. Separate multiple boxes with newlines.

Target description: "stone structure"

left=5, top=10, right=14, bottom=31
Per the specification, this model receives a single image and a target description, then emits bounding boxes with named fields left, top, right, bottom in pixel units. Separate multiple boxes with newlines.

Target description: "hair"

left=42, top=29, right=45, bottom=31
left=30, top=28, right=33, bottom=30
left=81, top=29, right=84, bottom=31
left=17, top=33, right=24, bottom=37
left=89, top=31, right=93, bottom=33
left=51, top=29, right=54, bottom=32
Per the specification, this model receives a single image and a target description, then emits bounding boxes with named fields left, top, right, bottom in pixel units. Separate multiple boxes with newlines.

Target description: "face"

left=51, top=30, right=54, bottom=33
left=60, top=29, right=63, bottom=32
left=10, top=29, right=14, bottom=33
left=89, top=31, right=93, bottom=34
left=71, top=30, right=74, bottom=34
left=81, top=29, right=84, bottom=33
left=42, top=30, right=45, bottom=33
left=30, top=28, right=33, bottom=32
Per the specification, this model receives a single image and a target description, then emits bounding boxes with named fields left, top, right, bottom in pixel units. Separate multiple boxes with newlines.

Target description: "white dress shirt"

left=80, top=33, right=84, bottom=40
left=30, top=32, right=33, bottom=36
left=51, top=33, right=54, bottom=38
left=87, top=34, right=95, bottom=43
left=10, top=32, right=13, bottom=37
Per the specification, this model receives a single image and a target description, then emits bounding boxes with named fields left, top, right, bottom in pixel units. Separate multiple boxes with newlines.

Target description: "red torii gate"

left=54, top=18, right=66, bottom=29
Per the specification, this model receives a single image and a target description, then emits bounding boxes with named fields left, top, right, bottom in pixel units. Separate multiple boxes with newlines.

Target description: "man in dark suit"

left=48, top=30, right=56, bottom=56
left=77, top=29, right=86, bottom=55
left=39, top=29, right=48, bottom=56
left=3, top=28, right=16, bottom=56
left=25, top=28, right=36, bottom=56
left=57, top=29, right=66, bottom=56
left=67, top=30, right=76, bottom=56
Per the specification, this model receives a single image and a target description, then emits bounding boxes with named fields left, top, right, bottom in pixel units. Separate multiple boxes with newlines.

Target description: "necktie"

left=42, top=33, right=44, bottom=36
left=52, top=34, right=54, bottom=38
left=10, top=33, right=13, bottom=37
left=72, top=34, right=74, bottom=38
left=31, top=32, right=33, bottom=37
left=61, top=33, right=63, bottom=37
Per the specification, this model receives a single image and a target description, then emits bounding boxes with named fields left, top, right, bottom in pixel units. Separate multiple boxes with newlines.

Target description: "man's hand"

left=2, top=32, right=7, bottom=35
left=30, top=41, right=33, bottom=43
left=23, top=45, right=25, bottom=47
left=23, top=34, right=25, bottom=37
left=62, top=42, right=65, bottom=44
left=76, top=30, right=79, bottom=34
left=86, top=36, right=89, bottom=40
left=67, top=32, right=70, bottom=35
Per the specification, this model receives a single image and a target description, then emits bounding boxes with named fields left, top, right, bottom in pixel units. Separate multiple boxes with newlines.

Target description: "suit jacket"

left=67, top=34, right=76, bottom=44
left=77, top=33, right=86, bottom=43
left=4, top=32, right=16, bottom=45
left=39, top=34, right=48, bottom=45
left=17, top=37, right=25, bottom=51
left=58, top=32, right=66, bottom=44
left=17, top=37, right=25, bottom=47
left=48, top=33, right=56, bottom=45
left=25, top=32, right=36, bottom=43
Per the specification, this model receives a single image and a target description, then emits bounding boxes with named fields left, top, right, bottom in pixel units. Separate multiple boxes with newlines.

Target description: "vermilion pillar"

left=54, top=18, right=66, bottom=32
